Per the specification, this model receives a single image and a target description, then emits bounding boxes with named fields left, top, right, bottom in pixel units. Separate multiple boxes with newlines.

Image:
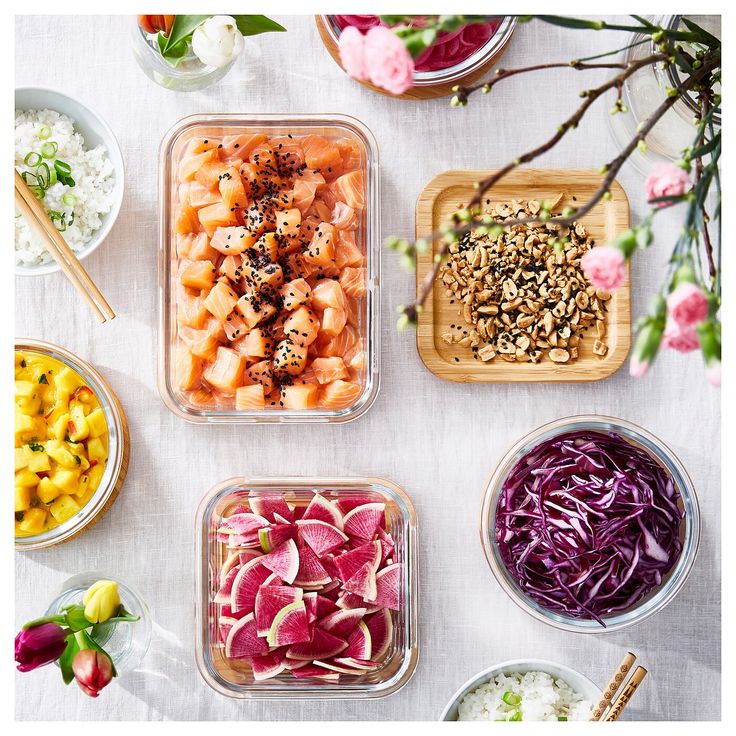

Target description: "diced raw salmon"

left=175, top=347, right=202, bottom=391
left=219, top=167, right=248, bottom=212
left=275, top=208, right=302, bottom=240
left=297, top=169, right=326, bottom=188
left=236, top=293, right=277, bottom=328
left=303, top=223, right=337, bottom=271
left=187, top=181, right=222, bottom=209
left=301, top=135, right=342, bottom=175
left=210, top=226, right=256, bottom=255
left=219, top=255, right=243, bottom=283
left=239, top=162, right=261, bottom=198
left=249, top=142, right=278, bottom=171
left=319, top=380, right=362, bottom=410
left=296, top=365, right=318, bottom=384
left=311, top=357, right=349, bottom=384
left=292, top=180, right=318, bottom=216
left=241, top=327, right=274, bottom=359
left=339, top=267, right=367, bottom=298
left=181, top=260, right=216, bottom=291
left=178, top=149, right=216, bottom=182
left=269, top=136, right=306, bottom=172
left=318, top=325, right=358, bottom=358
left=311, top=279, right=346, bottom=311
left=283, top=306, right=320, bottom=346
left=243, top=262, right=284, bottom=293
left=222, top=134, right=268, bottom=160
left=252, top=232, right=279, bottom=262
left=185, top=389, right=218, bottom=408
left=337, top=138, right=362, bottom=172
left=272, top=339, right=308, bottom=376
left=186, top=233, right=217, bottom=261
left=184, top=138, right=218, bottom=156
left=281, top=383, right=319, bottom=410
left=281, top=278, right=311, bottom=310
left=177, top=289, right=209, bottom=329
left=195, top=159, right=230, bottom=190
left=235, top=384, right=266, bottom=410
left=332, top=170, right=365, bottom=211
left=331, top=202, right=358, bottom=230
left=245, top=359, right=274, bottom=390
left=198, top=200, right=239, bottom=236
left=321, top=307, right=347, bottom=337
left=344, top=345, right=366, bottom=376
left=203, top=280, right=239, bottom=322
left=179, top=326, right=219, bottom=360
left=335, top=231, right=365, bottom=269
left=176, top=233, right=193, bottom=258
left=174, top=203, right=199, bottom=235
left=204, top=347, right=245, bottom=392
left=204, top=316, right=227, bottom=343
left=223, top=312, right=247, bottom=342
left=306, top=199, right=332, bottom=223
left=345, top=297, right=361, bottom=328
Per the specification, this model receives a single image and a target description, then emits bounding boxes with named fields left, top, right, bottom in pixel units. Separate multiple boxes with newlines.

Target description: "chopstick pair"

left=590, top=651, right=648, bottom=721
left=15, top=169, right=115, bottom=323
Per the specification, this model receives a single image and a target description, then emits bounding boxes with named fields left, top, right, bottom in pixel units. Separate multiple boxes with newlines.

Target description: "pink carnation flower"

left=338, top=26, right=368, bottom=81
left=629, top=356, right=650, bottom=378
left=667, top=282, right=709, bottom=328
left=645, top=163, right=691, bottom=207
left=662, top=318, right=699, bottom=353
left=364, top=26, right=414, bottom=95
left=581, top=246, right=627, bottom=291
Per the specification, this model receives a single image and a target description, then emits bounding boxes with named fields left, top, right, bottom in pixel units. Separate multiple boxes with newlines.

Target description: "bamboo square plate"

left=415, top=169, right=631, bottom=382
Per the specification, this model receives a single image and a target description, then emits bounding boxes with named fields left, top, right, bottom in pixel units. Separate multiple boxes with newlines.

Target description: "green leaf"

left=63, top=604, right=93, bottom=632
left=59, top=636, right=80, bottom=685
left=231, top=15, right=286, bottom=36
left=157, top=32, right=190, bottom=67
left=162, top=14, right=208, bottom=52
left=100, top=605, right=141, bottom=624
left=22, top=614, right=67, bottom=629
left=680, top=17, right=721, bottom=48
left=76, top=630, right=117, bottom=678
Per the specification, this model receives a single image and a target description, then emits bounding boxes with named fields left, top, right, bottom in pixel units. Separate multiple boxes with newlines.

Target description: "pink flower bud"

left=72, top=649, right=114, bottom=698
left=705, top=360, right=721, bottom=388
left=645, top=163, right=691, bottom=207
left=15, top=623, right=68, bottom=672
left=662, top=318, right=699, bottom=352
left=338, top=26, right=368, bottom=81
left=364, top=26, right=414, bottom=95
left=581, top=246, right=627, bottom=291
left=629, top=356, right=650, bottom=378
left=667, top=282, right=709, bottom=328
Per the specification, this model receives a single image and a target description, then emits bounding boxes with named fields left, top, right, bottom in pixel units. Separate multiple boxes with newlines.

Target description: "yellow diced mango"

left=37, top=477, right=62, bottom=503
left=49, top=495, right=81, bottom=524
left=18, top=507, right=48, bottom=534
left=50, top=468, right=80, bottom=493
left=15, top=380, right=36, bottom=399
left=86, top=408, right=107, bottom=438
left=54, top=367, right=79, bottom=394
left=87, top=437, right=106, bottom=464
left=15, top=469, right=40, bottom=487
left=45, top=440, right=78, bottom=469
left=15, top=448, right=29, bottom=471
left=51, top=412, right=70, bottom=440
left=68, top=404, right=89, bottom=442
left=24, top=447, right=51, bottom=473
left=15, top=485, right=33, bottom=511
left=15, top=411, right=35, bottom=436
left=85, top=463, right=106, bottom=493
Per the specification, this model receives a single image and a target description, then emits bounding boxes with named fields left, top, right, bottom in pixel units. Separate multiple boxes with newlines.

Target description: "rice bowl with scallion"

left=15, top=108, right=115, bottom=268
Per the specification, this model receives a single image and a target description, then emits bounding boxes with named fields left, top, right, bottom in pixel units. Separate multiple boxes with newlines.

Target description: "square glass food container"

left=158, top=114, right=380, bottom=423
left=194, top=478, right=419, bottom=699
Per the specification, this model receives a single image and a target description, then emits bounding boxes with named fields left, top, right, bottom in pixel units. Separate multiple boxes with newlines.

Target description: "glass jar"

left=480, top=415, right=700, bottom=633
left=14, top=339, right=130, bottom=551
left=194, top=477, right=419, bottom=698
left=607, top=15, right=721, bottom=176
left=45, top=573, right=152, bottom=676
left=130, top=20, right=237, bottom=92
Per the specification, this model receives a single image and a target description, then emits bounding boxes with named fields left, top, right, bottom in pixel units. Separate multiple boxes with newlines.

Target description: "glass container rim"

left=157, top=113, right=381, bottom=424
left=14, top=338, right=127, bottom=551
left=479, top=414, right=701, bottom=634
left=194, top=476, right=419, bottom=698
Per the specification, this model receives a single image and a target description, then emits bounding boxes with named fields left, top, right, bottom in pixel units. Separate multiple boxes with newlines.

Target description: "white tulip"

left=191, top=15, right=245, bottom=69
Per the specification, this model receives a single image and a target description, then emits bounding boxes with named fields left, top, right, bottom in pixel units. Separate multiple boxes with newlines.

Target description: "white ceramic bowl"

left=14, top=87, right=124, bottom=276
left=439, top=658, right=600, bottom=721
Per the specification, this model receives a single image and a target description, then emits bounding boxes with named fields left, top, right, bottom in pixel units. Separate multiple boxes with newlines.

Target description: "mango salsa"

left=14, top=351, right=109, bottom=537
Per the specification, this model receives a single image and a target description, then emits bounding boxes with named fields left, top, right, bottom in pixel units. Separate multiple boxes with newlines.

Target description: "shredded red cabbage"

left=495, top=430, right=684, bottom=624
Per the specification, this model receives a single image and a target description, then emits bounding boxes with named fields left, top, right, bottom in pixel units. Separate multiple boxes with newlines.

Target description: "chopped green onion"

left=62, top=193, right=77, bottom=206
left=40, top=141, right=58, bottom=158
left=35, top=162, right=51, bottom=189
left=502, top=692, right=522, bottom=707
left=558, top=716, right=568, bottom=721
left=24, top=151, right=42, bottom=167
left=508, top=710, right=522, bottom=721
left=54, top=159, right=75, bottom=187
left=48, top=166, right=57, bottom=186
left=38, top=124, right=52, bottom=139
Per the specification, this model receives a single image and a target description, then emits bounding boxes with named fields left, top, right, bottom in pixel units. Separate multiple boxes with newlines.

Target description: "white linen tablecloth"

left=15, top=14, right=720, bottom=721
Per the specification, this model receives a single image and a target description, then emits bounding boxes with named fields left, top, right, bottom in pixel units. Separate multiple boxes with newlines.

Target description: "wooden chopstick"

left=15, top=169, right=115, bottom=322
left=590, top=651, right=637, bottom=721
left=603, top=666, right=648, bottom=721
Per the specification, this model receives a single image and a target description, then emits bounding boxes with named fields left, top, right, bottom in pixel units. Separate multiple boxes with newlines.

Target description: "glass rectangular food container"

left=195, top=477, right=419, bottom=699
left=158, top=114, right=380, bottom=423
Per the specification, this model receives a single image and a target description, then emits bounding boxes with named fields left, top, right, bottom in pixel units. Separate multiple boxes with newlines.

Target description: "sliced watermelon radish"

left=284, top=658, right=310, bottom=670
left=365, top=563, right=401, bottom=610
left=343, top=503, right=385, bottom=542
left=286, top=627, right=347, bottom=660
left=219, top=551, right=242, bottom=585
left=214, top=566, right=240, bottom=604
left=290, top=664, right=340, bottom=681
left=238, top=549, right=263, bottom=565
left=249, top=495, right=294, bottom=522
left=296, top=519, right=349, bottom=557
left=319, top=553, right=340, bottom=579
left=250, top=649, right=287, bottom=681
left=334, top=496, right=377, bottom=515
left=258, top=523, right=296, bottom=553
left=218, top=512, right=270, bottom=536
left=294, top=543, right=331, bottom=588
left=343, top=620, right=371, bottom=659
left=334, top=541, right=382, bottom=582
left=303, top=591, right=318, bottom=626
left=301, top=494, right=344, bottom=530
left=343, top=561, right=378, bottom=601
left=376, top=527, right=395, bottom=564
left=219, top=604, right=250, bottom=620
left=267, top=601, right=310, bottom=646
left=335, top=590, right=368, bottom=610
left=333, top=657, right=381, bottom=670
left=255, top=585, right=304, bottom=637
left=231, top=557, right=273, bottom=614
left=315, top=594, right=340, bottom=618
left=218, top=622, right=233, bottom=644
left=261, top=538, right=300, bottom=584
left=364, top=609, right=393, bottom=661
left=225, top=613, right=268, bottom=659
left=318, top=607, right=366, bottom=638
left=313, top=659, right=365, bottom=675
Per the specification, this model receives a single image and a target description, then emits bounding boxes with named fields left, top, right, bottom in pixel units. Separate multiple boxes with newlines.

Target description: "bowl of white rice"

left=15, top=88, right=124, bottom=276
left=440, top=659, right=599, bottom=721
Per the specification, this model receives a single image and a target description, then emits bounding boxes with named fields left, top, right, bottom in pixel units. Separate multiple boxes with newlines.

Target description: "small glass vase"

left=607, top=14, right=721, bottom=176
left=130, top=21, right=236, bottom=92
left=45, top=573, right=152, bottom=677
